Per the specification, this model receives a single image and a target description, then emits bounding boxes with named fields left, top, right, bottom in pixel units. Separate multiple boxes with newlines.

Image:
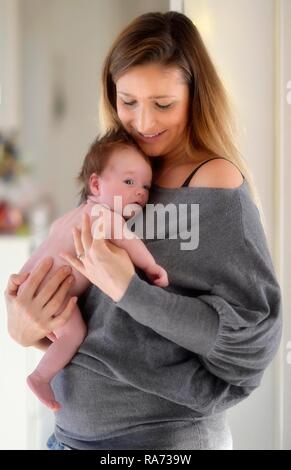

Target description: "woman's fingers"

left=42, top=274, right=75, bottom=317
left=72, top=227, right=85, bottom=258
left=59, top=252, right=85, bottom=275
left=17, top=258, right=54, bottom=302
left=48, top=296, right=78, bottom=331
left=5, top=272, right=30, bottom=298
left=37, top=265, right=73, bottom=306
left=81, top=212, right=93, bottom=252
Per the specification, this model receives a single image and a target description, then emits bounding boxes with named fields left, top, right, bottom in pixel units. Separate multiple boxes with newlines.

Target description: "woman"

left=5, top=12, right=282, bottom=450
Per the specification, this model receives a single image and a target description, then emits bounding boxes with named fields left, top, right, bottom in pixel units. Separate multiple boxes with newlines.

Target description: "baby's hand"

left=145, top=264, right=169, bottom=287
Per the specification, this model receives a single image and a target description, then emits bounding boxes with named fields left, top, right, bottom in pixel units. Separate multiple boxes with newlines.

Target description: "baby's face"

left=92, top=145, right=152, bottom=217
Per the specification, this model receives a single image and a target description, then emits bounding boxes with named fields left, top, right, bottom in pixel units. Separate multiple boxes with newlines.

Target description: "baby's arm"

left=117, top=236, right=169, bottom=287
left=90, top=206, right=168, bottom=287
left=116, top=225, right=168, bottom=287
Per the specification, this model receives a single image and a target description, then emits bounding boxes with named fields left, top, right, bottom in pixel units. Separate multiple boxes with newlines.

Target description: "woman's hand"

left=4, top=257, right=77, bottom=347
left=60, top=212, right=135, bottom=302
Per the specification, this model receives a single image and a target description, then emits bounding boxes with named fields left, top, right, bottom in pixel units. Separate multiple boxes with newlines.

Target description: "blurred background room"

left=0, top=0, right=290, bottom=449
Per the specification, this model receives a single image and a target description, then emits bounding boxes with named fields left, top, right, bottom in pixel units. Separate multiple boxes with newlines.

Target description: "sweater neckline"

left=151, top=176, right=246, bottom=193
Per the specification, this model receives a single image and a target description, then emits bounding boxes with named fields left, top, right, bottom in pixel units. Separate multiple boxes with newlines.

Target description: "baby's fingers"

left=154, top=277, right=169, bottom=287
left=153, top=267, right=169, bottom=287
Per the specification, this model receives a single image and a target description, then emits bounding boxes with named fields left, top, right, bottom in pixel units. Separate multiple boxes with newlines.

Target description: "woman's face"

left=115, top=63, right=190, bottom=159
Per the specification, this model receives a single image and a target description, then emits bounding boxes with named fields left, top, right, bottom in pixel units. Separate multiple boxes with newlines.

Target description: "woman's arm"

left=116, top=271, right=282, bottom=388
left=5, top=257, right=77, bottom=347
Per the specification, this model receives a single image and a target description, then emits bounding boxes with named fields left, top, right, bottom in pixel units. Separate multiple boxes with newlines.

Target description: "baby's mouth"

left=122, top=202, right=143, bottom=219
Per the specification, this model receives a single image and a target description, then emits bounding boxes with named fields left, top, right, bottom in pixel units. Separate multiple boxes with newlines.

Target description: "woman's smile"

left=136, top=129, right=167, bottom=143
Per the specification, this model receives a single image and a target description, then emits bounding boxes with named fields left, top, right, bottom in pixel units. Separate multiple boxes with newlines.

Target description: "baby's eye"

left=144, top=185, right=150, bottom=191
left=124, top=178, right=134, bottom=185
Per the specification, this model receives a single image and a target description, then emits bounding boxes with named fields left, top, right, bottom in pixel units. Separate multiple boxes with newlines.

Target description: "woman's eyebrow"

left=117, top=91, right=176, bottom=99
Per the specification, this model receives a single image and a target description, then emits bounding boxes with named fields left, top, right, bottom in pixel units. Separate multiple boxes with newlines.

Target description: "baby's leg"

left=27, top=304, right=87, bottom=410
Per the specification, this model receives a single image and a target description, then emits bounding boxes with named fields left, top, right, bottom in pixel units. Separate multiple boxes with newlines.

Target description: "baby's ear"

left=89, top=173, right=100, bottom=196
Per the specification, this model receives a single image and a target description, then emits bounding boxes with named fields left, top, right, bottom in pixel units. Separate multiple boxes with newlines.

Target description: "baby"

left=18, top=129, right=168, bottom=411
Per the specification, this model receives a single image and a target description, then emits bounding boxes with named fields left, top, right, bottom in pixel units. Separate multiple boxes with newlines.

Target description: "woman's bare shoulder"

left=188, top=157, right=244, bottom=189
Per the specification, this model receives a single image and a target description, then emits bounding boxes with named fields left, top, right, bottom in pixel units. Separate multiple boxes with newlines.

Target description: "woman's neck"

left=151, top=147, right=213, bottom=187
left=152, top=149, right=189, bottom=175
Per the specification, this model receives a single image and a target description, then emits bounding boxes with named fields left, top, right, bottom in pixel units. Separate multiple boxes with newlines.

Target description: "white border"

left=274, top=0, right=284, bottom=451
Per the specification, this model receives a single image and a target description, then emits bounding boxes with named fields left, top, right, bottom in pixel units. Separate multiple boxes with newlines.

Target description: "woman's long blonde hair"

left=99, top=11, right=265, bottom=225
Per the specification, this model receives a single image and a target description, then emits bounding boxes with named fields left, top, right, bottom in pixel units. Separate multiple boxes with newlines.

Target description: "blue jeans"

left=47, top=433, right=73, bottom=450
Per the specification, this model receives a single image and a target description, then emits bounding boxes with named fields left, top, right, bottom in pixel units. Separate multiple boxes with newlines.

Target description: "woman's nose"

left=135, top=108, right=156, bottom=134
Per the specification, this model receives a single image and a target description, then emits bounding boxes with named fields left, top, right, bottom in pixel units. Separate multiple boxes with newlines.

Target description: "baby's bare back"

left=19, top=204, right=90, bottom=298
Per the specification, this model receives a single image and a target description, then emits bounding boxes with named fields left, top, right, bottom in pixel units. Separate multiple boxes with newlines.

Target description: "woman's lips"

left=136, top=130, right=167, bottom=143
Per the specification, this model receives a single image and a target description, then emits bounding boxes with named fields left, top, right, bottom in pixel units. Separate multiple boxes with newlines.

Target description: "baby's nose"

left=135, top=187, right=146, bottom=197
left=134, top=188, right=147, bottom=204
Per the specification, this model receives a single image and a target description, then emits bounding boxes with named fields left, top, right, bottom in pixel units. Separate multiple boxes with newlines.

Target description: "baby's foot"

left=27, top=371, right=60, bottom=411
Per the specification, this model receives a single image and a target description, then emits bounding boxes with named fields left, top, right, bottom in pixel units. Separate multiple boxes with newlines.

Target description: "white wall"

left=120, top=0, right=169, bottom=20
left=281, top=0, right=291, bottom=451
left=20, top=0, right=126, bottom=217
left=20, top=0, right=168, bottom=218
left=0, top=0, right=20, bottom=130
left=0, top=236, right=32, bottom=449
left=184, top=0, right=279, bottom=450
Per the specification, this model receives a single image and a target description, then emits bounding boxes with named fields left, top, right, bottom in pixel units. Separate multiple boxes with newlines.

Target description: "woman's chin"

left=135, top=140, right=164, bottom=156
left=140, top=146, right=165, bottom=158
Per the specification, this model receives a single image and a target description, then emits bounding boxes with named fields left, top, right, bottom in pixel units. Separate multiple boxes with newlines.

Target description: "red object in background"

left=0, top=201, right=23, bottom=234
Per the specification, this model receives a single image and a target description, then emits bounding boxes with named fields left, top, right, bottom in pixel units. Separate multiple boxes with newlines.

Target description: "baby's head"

left=77, top=129, right=152, bottom=217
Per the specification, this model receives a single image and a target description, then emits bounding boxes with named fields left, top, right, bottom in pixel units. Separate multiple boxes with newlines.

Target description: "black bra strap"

left=181, top=157, right=230, bottom=187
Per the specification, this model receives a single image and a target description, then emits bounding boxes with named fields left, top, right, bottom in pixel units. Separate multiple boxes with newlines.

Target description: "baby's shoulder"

left=49, top=215, right=64, bottom=235
left=85, top=202, right=113, bottom=219
left=49, top=205, right=85, bottom=234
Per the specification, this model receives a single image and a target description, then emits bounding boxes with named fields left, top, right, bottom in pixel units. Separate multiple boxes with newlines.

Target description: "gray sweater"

left=53, top=177, right=282, bottom=448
